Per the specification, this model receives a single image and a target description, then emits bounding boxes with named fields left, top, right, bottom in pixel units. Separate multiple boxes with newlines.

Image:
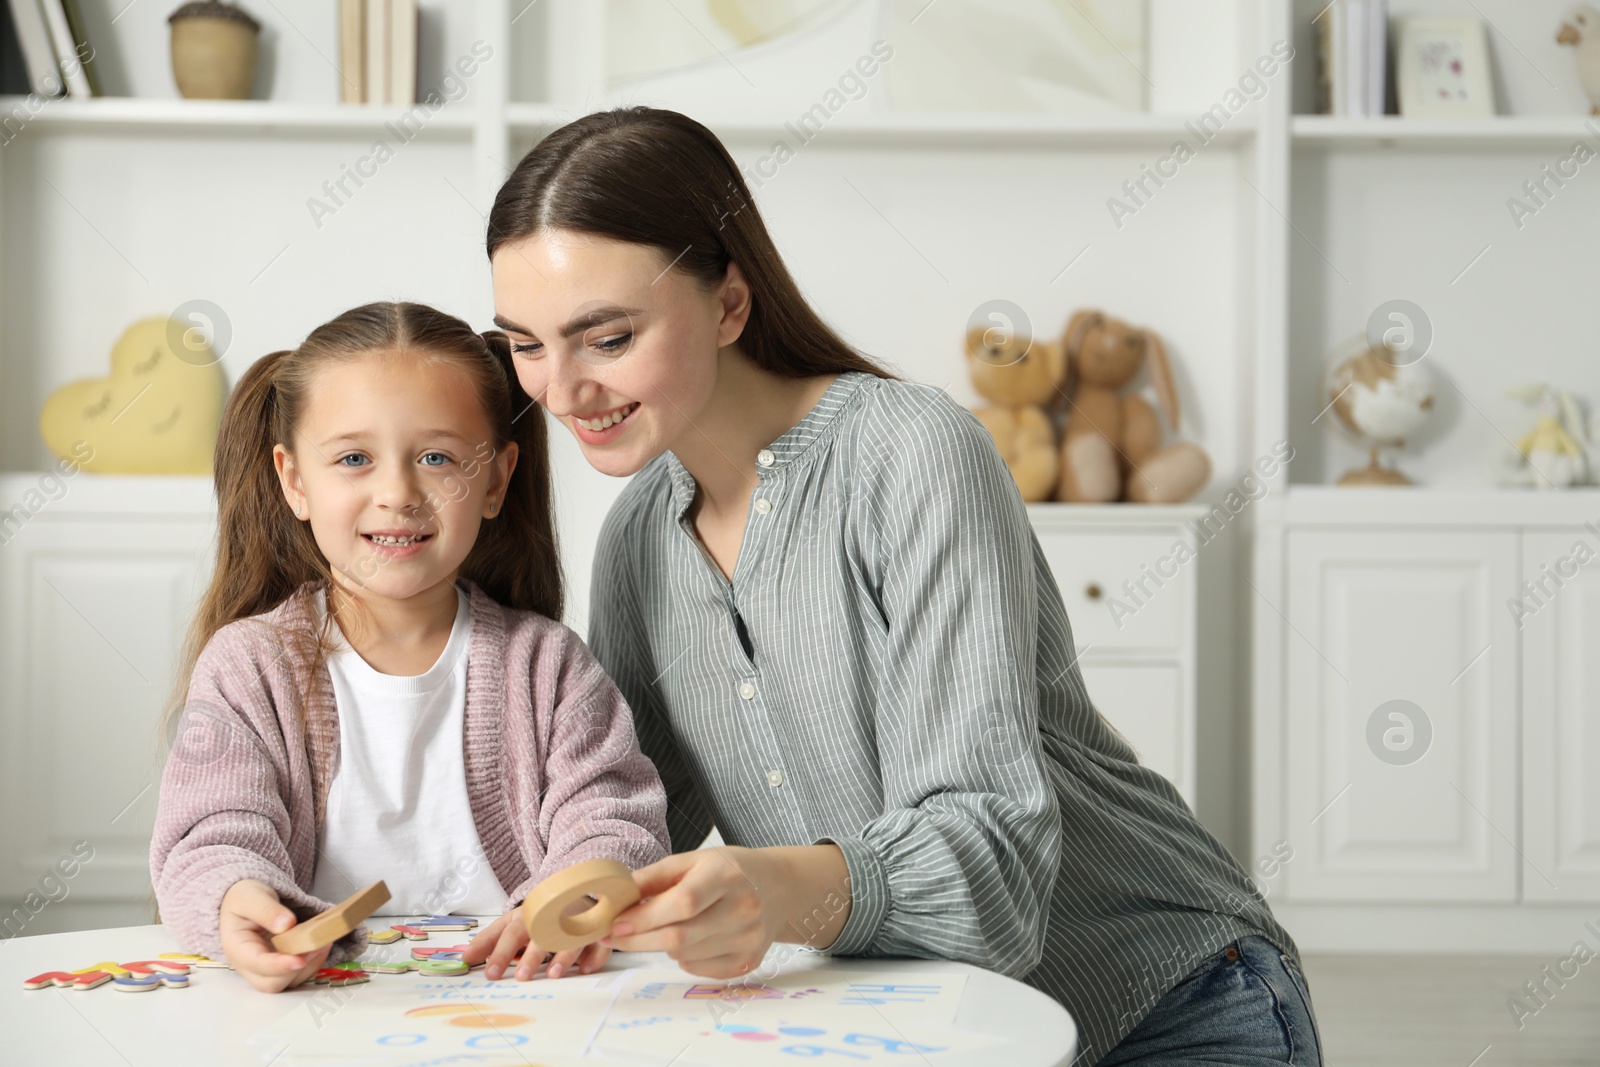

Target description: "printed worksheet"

left=606, top=967, right=968, bottom=1024
left=252, top=972, right=618, bottom=1064
left=595, top=967, right=993, bottom=1066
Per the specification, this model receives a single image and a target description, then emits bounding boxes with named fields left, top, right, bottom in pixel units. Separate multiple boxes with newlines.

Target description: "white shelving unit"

left=2, top=0, right=1594, bottom=945
left=1250, top=0, right=1600, bottom=952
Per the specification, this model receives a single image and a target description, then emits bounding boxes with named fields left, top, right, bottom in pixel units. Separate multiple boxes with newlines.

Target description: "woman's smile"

left=572, top=400, right=641, bottom=443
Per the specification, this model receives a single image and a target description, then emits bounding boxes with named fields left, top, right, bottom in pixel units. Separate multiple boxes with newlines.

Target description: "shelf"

left=1027, top=502, right=1211, bottom=527
left=0, top=472, right=214, bottom=516
left=0, top=97, right=477, bottom=137
left=1283, top=484, right=1600, bottom=526
left=509, top=103, right=1258, bottom=149
left=1291, top=115, right=1600, bottom=150
left=2, top=98, right=1258, bottom=148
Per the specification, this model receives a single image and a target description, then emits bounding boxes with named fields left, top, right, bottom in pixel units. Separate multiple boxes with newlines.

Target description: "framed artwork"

left=556, top=0, right=1149, bottom=116
left=1396, top=16, right=1496, bottom=117
left=604, top=0, right=856, bottom=90
left=882, top=0, right=1148, bottom=113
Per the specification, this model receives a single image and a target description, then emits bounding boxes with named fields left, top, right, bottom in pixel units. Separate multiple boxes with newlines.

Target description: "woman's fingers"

left=608, top=852, right=727, bottom=945
left=601, top=848, right=779, bottom=980
left=633, top=895, right=760, bottom=962
left=626, top=851, right=702, bottom=900
left=678, top=951, right=764, bottom=980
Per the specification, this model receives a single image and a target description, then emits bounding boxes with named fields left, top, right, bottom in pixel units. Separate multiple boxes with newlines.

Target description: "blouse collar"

left=663, top=371, right=874, bottom=515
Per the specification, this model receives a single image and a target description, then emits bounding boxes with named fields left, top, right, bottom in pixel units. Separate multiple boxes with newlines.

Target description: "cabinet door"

left=0, top=516, right=212, bottom=908
left=1080, top=660, right=1190, bottom=804
left=1523, top=531, right=1600, bottom=901
left=1283, top=529, right=1518, bottom=901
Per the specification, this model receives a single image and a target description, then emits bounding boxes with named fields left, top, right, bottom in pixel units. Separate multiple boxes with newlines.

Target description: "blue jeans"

left=1095, top=935, right=1323, bottom=1066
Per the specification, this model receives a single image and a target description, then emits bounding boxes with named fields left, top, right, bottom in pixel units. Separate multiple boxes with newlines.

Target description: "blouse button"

left=767, top=769, right=785, bottom=788
left=757, top=449, right=776, bottom=468
left=754, top=498, right=773, bottom=515
left=739, top=681, right=756, bottom=701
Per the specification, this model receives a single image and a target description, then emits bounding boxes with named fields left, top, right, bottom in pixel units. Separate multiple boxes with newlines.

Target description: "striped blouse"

left=587, top=370, right=1299, bottom=1064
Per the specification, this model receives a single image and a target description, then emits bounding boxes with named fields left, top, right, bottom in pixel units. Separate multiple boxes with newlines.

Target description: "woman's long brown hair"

left=486, top=106, right=892, bottom=381
left=160, top=301, right=561, bottom=747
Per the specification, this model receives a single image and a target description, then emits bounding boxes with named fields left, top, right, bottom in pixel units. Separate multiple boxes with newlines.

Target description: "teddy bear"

left=965, top=323, right=1065, bottom=502
left=1056, top=310, right=1210, bottom=504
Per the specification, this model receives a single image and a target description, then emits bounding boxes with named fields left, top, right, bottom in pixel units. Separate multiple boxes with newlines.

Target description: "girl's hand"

left=602, top=845, right=850, bottom=980
left=461, top=903, right=612, bottom=981
left=219, top=879, right=331, bottom=992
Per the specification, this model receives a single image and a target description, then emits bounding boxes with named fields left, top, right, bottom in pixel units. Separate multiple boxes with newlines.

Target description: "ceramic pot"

left=169, top=2, right=260, bottom=100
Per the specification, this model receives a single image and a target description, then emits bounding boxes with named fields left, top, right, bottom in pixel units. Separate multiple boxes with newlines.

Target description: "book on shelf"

left=36, top=0, right=95, bottom=97
left=56, top=0, right=97, bottom=95
left=389, top=0, right=414, bottom=105
left=6, top=0, right=61, bottom=96
left=341, top=0, right=417, bottom=105
left=339, top=0, right=362, bottom=103
left=0, top=0, right=31, bottom=94
left=1315, top=0, right=1388, bottom=117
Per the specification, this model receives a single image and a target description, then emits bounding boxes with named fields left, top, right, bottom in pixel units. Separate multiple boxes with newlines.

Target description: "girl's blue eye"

left=338, top=454, right=368, bottom=467
left=420, top=452, right=450, bottom=467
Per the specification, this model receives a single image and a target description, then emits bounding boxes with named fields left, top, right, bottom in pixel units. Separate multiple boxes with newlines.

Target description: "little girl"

left=149, top=301, right=669, bottom=993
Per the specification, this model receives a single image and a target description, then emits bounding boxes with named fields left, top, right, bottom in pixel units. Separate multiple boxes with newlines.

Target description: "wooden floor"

left=1303, top=954, right=1600, bottom=1066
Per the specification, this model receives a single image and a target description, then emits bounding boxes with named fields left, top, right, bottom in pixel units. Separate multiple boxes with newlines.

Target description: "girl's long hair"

left=161, top=301, right=560, bottom=747
left=486, top=105, right=892, bottom=381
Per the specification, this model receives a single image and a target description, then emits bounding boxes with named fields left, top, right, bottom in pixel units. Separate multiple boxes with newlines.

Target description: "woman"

left=481, top=106, right=1321, bottom=1067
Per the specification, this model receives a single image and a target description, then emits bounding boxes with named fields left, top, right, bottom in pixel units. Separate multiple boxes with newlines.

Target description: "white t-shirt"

left=307, top=584, right=510, bottom=917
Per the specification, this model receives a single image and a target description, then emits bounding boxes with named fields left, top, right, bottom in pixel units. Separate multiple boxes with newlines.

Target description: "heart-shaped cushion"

left=39, top=317, right=225, bottom=474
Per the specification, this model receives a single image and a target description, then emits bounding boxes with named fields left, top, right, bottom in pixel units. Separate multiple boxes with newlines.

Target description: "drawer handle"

left=1084, top=582, right=1102, bottom=601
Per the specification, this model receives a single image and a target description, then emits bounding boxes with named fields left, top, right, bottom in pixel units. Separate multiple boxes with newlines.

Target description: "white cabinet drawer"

left=1080, top=660, right=1190, bottom=804
left=1034, top=528, right=1190, bottom=651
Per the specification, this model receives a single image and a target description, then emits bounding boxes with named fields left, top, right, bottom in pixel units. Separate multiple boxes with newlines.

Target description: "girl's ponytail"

left=162, top=347, right=329, bottom=750
left=211, top=350, right=324, bottom=621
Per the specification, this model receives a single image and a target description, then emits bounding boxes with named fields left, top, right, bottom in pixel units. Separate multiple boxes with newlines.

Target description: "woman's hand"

left=460, top=903, right=612, bottom=981
left=219, top=879, right=331, bottom=992
left=602, top=845, right=852, bottom=980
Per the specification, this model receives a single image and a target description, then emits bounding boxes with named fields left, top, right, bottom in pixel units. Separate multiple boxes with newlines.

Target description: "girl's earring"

left=295, top=504, right=305, bottom=517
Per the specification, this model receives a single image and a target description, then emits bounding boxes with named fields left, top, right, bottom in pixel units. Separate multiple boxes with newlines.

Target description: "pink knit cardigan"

left=149, top=579, right=669, bottom=964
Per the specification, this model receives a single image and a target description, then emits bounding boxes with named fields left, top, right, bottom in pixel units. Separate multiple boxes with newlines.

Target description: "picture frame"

left=1396, top=16, right=1496, bottom=117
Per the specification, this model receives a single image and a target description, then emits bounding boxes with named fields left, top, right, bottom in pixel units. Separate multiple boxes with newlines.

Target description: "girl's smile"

left=361, top=527, right=434, bottom=559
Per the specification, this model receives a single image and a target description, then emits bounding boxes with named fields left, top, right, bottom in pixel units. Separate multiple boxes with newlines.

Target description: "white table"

left=0, top=920, right=1077, bottom=1065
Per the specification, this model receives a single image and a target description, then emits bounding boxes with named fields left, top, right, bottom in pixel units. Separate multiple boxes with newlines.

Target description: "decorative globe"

left=1321, top=335, right=1435, bottom=485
